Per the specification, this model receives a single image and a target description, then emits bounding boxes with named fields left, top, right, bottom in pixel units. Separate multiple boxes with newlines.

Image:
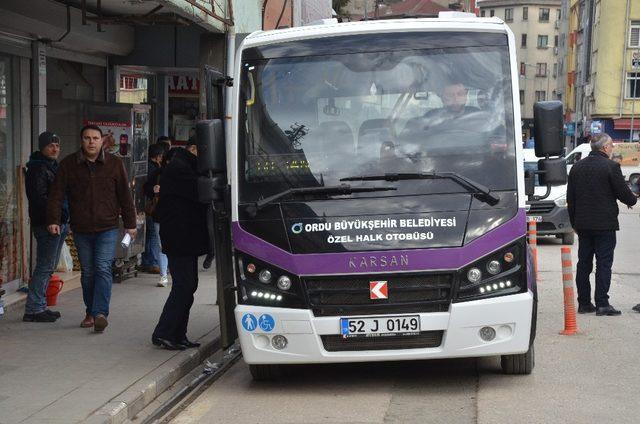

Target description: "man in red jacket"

left=47, top=125, right=136, bottom=332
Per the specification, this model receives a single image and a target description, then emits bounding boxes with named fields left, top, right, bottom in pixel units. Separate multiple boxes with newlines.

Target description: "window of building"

left=118, top=74, right=149, bottom=104
left=557, top=9, right=561, bottom=20
left=554, top=35, right=559, bottom=47
left=552, top=90, right=557, bottom=100
left=626, top=72, right=640, bottom=98
left=520, top=62, right=526, bottom=76
left=630, top=21, right=640, bottom=47
left=490, top=9, right=495, bottom=17
left=505, top=8, right=513, bottom=22
left=521, top=34, right=527, bottom=48
left=520, top=90, right=525, bottom=105
left=523, top=7, right=528, bottom=21
left=539, top=8, right=550, bottom=22
left=536, top=63, right=547, bottom=77
left=537, top=35, right=549, bottom=48
left=553, top=63, right=558, bottom=77
left=535, top=91, right=547, bottom=102
left=481, top=10, right=486, bottom=17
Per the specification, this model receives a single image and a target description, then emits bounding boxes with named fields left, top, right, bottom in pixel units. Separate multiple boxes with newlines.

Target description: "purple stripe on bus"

left=232, top=209, right=527, bottom=276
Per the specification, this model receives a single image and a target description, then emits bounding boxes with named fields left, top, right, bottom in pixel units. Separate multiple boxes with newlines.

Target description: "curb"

left=81, top=331, right=220, bottom=424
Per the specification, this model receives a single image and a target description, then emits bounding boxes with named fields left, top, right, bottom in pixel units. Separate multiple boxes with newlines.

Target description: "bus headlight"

left=554, top=194, right=567, bottom=208
left=455, top=238, right=527, bottom=301
left=236, top=253, right=305, bottom=309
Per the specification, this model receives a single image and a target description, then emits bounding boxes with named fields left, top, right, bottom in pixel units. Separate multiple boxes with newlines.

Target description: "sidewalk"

left=0, top=268, right=220, bottom=424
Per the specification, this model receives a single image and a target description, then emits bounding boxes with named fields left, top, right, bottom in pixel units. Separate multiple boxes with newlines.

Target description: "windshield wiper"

left=340, top=172, right=500, bottom=206
left=248, top=184, right=397, bottom=214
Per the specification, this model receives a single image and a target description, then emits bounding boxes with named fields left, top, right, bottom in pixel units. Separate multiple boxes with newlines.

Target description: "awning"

left=613, top=118, right=640, bottom=130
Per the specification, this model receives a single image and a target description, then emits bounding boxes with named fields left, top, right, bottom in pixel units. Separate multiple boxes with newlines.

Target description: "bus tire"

left=561, top=232, right=574, bottom=245
left=249, top=364, right=282, bottom=381
left=501, top=344, right=534, bottom=375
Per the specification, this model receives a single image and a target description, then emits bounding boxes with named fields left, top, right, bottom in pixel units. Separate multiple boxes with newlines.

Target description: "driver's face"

left=441, top=84, right=468, bottom=114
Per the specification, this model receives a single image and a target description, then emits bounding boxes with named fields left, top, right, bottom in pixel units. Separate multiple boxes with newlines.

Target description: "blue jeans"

left=25, top=225, right=69, bottom=314
left=142, top=216, right=159, bottom=268
left=154, top=223, right=168, bottom=277
left=74, top=229, right=118, bottom=316
left=576, top=230, right=617, bottom=308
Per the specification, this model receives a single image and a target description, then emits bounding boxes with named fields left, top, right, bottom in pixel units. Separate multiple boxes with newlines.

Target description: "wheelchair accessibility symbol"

left=241, top=313, right=258, bottom=332
left=258, top=314, right=275, bottom=332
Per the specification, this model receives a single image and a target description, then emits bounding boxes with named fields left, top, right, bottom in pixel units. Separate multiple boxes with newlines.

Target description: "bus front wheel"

left=249, top=364, right=282, bottom=381
left=501, top=344, right=535, bottom=375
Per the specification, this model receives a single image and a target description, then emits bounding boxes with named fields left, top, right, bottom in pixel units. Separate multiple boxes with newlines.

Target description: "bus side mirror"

left=533, top=101, right=564, bottom=157
left=196, top=119, right=226, bottom=174
left=538, top=158, right=567, bottom=186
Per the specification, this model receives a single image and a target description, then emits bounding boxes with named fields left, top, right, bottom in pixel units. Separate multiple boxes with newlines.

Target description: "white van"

left=566, top=142, right=640, bottom=185
left=524, top=149, right=573, bottom=244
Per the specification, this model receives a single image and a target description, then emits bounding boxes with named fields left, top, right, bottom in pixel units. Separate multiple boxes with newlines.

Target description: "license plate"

left=340, top=315, right=421, bottom=338
left=528, top=215, right=543, bottom=222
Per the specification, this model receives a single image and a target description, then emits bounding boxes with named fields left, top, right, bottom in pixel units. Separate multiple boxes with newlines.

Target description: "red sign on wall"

left=167, top=75, right=199, bottom=95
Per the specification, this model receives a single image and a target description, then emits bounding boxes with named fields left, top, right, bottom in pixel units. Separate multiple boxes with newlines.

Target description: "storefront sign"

left=167, top=75, right=199, bottom=95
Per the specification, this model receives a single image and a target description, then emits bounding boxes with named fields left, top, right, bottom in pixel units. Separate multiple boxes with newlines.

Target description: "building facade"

left=479, top=0, right=562, bottom=140
left=568, top=0, right=640, bottom=142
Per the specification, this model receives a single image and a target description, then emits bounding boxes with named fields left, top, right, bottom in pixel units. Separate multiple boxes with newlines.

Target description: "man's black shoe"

left=23, top=311, right=58, bottom=322
left=45, top=309, right=61, bottom=318
left=632, top=304, right=640, bottom=313
left=578, top=303, right=596, bottom=314
left=596, top=305, right=622, bottom=316
left=152, top=337, right=186, bottom=351
left=178, top=338, right=201, bottom=349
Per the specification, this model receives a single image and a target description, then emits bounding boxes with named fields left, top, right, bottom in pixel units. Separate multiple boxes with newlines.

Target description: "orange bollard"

left=527, top=220, right=538, bottom=279
left=559, top=247, right=578, bottom=335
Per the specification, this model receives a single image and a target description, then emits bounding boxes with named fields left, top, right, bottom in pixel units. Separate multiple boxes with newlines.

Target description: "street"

left=166, top=208, right=640, bottom=424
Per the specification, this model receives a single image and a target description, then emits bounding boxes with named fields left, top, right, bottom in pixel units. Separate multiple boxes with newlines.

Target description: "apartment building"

left=479, top=0, right=562, bottom=139
left=567, top=0, right=640, bottom=142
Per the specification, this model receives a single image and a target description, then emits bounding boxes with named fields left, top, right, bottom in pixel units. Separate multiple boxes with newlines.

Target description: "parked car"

left=524, top=149, right=574, bottom=245
left=566, top=142, right=640, bottom=186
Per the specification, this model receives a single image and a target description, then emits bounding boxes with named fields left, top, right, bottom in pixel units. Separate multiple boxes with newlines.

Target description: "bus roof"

left=243, top=17, right=510, bottom=49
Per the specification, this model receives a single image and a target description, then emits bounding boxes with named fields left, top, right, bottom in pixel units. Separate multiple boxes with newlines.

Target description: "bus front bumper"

left=235, top=292, right=534, bottom=364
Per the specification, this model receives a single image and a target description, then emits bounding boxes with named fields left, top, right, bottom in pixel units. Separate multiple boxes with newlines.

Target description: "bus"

left=198, top=13, right=567, bottom=380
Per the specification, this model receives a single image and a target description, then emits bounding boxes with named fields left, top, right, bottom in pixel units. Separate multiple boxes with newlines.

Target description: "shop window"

left=118, top=74, right=149, bottom=104
left=539, top=8, right=550, bottom=22
left=0, top=55, right=22, bottom=287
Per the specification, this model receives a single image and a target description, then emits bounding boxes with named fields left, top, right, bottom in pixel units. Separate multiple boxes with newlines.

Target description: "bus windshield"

left=238, top=41, right=516, bottom=203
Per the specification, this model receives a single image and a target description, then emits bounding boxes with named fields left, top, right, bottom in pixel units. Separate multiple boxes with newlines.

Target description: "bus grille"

left=303, top=274, right=453, bottom=317
left=321, top=331, right=444, bottom=352
left=527, top=201, right=555, bottom=214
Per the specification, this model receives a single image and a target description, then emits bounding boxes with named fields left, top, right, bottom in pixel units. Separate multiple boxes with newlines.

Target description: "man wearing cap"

left=47, top=125, right=136, bottom=333
left=23, top=132, right=70, bottom=322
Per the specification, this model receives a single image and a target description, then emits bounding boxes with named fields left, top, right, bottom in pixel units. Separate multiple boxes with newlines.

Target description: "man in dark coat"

left=152, top=140, right=209, bottom=350
left=567, top=133, right=638, bottom=316
left=23, top=132, right=70, bottom=322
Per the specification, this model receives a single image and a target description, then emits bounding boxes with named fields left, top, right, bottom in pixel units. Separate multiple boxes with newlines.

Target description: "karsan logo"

left=370, top=281, right=388, bottom=300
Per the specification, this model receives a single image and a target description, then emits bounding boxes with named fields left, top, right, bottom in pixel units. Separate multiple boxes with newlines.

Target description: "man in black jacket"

left=23, top=132, right=70, bottom=322
left=151, top=140, right=209, bottom=350
left=567, top=133, right=638, bottom=316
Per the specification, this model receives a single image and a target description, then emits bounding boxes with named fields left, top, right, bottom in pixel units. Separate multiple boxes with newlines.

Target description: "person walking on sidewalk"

left=152, top=140, right=209, bottom=350
left=567, top=133, right=638, bottom=316
left=23, top=131, right=70, bottom=323
left=143, top=143, right=169, bottom=287
left=46, top=125, right=137, bottom=333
